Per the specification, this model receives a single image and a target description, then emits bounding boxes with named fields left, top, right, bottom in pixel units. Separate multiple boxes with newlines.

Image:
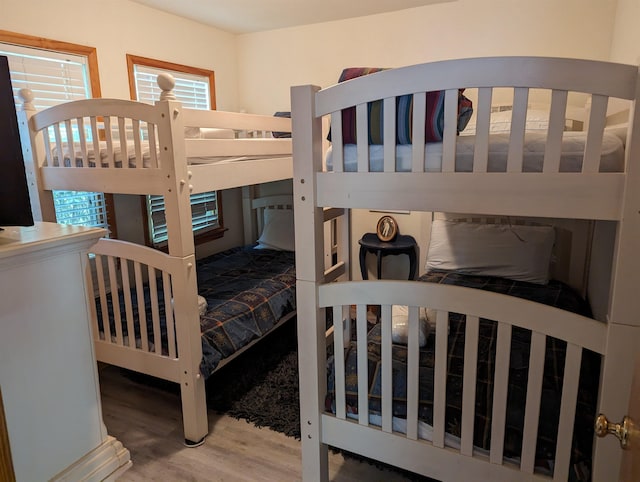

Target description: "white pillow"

left=391, top=305, right=432, bottom=347
left=256, top=208, right=295, bottom=251
left=426, top=220, right=555, bottom=284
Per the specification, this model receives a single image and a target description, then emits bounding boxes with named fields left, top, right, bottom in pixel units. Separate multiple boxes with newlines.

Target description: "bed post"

left=592, top=67, right=640, bottom=481
left=16, top=89, right=57, bottom=222
left=291, top=84, right=330, bottom=481
left=154, top=73, right=208, bottom=446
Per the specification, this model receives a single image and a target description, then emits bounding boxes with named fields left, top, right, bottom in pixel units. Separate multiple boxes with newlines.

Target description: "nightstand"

left=358, top=232, right=418, bottom=280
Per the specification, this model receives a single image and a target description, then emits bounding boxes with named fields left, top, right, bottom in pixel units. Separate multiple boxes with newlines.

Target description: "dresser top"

left=0, top=222, right=105, bottom=260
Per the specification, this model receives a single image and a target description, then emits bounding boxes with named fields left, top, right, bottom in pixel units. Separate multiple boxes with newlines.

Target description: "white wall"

left=609, top=0, right=640, bottom=64
left=236, top=0, right=617, bottom=115
left=0, top=0, right=239, bottom=109
left=1, top=0, right=251, bottom=252
left=236, top=0, right=619, bottom=279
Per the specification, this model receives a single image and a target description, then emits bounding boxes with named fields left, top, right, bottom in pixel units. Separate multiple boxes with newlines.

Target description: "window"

left=126, top=54, right=223, bottom=247
left=0, top=30, right=116, bottom=236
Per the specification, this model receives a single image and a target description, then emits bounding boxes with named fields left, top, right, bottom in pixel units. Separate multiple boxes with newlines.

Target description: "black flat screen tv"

left=0, top=54, right=34, bottom=227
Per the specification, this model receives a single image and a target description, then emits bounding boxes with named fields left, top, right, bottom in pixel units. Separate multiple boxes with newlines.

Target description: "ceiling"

left=131, top=0, right=451, bottom=34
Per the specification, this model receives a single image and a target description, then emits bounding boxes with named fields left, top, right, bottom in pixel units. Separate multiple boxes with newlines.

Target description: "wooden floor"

left=99, top=365, right=416, bottom=481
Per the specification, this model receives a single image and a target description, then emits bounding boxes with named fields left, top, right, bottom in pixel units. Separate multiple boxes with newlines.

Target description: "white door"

left=596, top=349, right=640, bottom=481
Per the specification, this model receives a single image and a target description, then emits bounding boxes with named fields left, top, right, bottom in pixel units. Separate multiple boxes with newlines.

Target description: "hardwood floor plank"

left=99, top=365, right=417, bottom=481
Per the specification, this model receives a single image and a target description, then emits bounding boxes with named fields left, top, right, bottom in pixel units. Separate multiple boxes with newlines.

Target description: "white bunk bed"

left=17, top=74, right=294, bottom=447
left=291, top=57, right=640, bottom=481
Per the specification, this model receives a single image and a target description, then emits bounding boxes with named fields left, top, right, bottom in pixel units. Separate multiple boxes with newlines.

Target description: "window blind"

left=133, top=64, right=220, bottom=246
left=1, top=43, right=109, bottom=233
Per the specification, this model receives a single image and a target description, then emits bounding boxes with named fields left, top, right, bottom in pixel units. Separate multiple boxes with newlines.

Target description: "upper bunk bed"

left=17, top=72, right=292, bottom=235
left=291, top=56, right=640, bottom=482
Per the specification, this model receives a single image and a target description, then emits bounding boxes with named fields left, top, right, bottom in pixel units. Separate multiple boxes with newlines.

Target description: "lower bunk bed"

left=326, top=270, right=600, bottom=480
left=88, top=195, right=297, bottom=446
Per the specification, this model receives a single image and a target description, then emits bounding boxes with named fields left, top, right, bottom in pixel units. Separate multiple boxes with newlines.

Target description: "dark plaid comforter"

left=97, top=245, right=295, bottom=379
left=197, top=246, right=296, bottom=378
left=327, top=270, right=600, bottom=478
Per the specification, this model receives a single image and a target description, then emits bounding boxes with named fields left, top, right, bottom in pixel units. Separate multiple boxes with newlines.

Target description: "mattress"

left=326, top=270, right=599, bottom=476
left=325, top=130, right=625, bottom=173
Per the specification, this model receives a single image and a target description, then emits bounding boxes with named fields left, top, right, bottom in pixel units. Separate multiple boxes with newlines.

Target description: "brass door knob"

left=595, top=413, right=631, bottom=449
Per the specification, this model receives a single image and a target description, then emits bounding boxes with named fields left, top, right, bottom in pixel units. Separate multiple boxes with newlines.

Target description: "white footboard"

left=86, top=237, right=207, bottom=445
left=320, top=280, right=606, bottom=481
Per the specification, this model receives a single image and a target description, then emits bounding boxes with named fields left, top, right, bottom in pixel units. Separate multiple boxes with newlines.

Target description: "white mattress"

left=52, top=139, right=283, bottom=168
left=325, top=130, right=625, bottom=173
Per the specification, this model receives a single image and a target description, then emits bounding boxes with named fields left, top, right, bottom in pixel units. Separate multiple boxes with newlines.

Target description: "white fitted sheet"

left=325, top=130, right=624, bottom=173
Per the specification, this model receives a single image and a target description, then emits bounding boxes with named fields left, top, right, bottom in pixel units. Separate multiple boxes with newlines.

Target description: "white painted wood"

left=553, top=343, right=582, bottom=481
left=383, top=97, right=396, bottom=172
left=0, top=223, right=130, bottom=481
left=433, top=309, right=448, bottom=448
left=316, top=171, right=624, bottom=220
left=291, top=56, right=640, bottom=482
left=356, top=304, right=369, bottom=426
left=489, top=322, right=512, bottom=465
left=356, top=103, right=369, bottom=172
left=333, top=305, right=347, bottom=419
left=442, top=88, right=458, bottom=172
left=473, top=87, right=493, bottom=172
left=520, top=332, right=546, bottom=473
left=506, top=87, right=528, bottom=172
left=406, top=305, right=420, bottom=440
left=381, top=304, right=393, bottom=433
left=460, top=315, right=479, bottom=456
left=412, top=92, right=426, bottom=172
left=543, top=90, right=568, bottom=173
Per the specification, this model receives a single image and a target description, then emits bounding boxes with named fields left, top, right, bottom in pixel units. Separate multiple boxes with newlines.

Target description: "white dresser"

left=0, top=222, right=130, bottom=481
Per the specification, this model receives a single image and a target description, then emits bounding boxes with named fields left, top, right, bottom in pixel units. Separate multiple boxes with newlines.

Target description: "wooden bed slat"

left=412, top=92, right=426, bottom=172
left=148, top=267, right=162, bottom=355
left=461, top=315, right=479, bottom=456
left=120, top=259, right=136, bottom=349
left=381, top=304, right=393, bottom=433
left=553, top=343, right=582, bottom=481
left=473, top=87, right=493, bottom=173
left=543, top=89, right=568, bottom=173
left=95, top=255, right=112, bottom=343
left=162, top=271, right=176, bottom=359
left=333, top=305, right=346, bottom=420
left=433, top=309, right=448, bottom=448
left=383, top=97, right=396, bottom=172
left=90, top=116, right=100, bottom=168
left=107, top=256, right=124, bottom=346
left=489, top=322, right=512, bottom=465
left=133, top=261, right=149, bottom=352
left=521, top=331, right=546, bottom=473
left=583, top=94, right=609, bottom=173
left=77, top=117, right=88, bottom=168
left=356, top=304, right=369, bottom=426
left=330, top=112, right=343, bottom=172
left=406, top=306, right=420, bottom=440
left=356, top=103, right=369, bottom=172
left=442, top=89, right=458, bottom=172
left=507, top=87, right=529, bottom=172
left=104, top=116, right=114, bottom=168
left=132, top=119, right=142, bottom=168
